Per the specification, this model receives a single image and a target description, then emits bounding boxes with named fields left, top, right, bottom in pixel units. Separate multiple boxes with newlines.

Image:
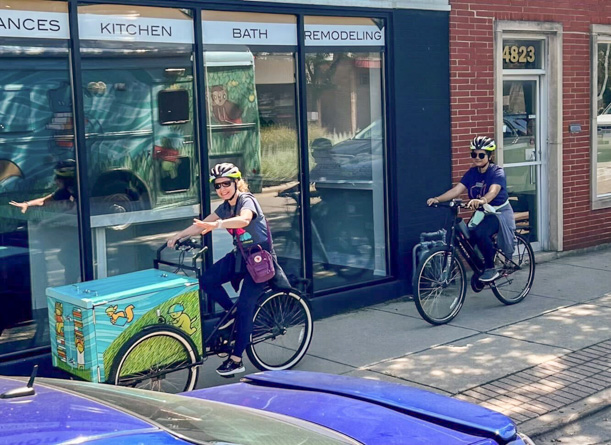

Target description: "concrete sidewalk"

left=198, top=245, right=611, bottom=436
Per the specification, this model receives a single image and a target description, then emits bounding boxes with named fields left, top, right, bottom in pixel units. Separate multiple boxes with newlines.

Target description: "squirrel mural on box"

left=168, top=303, right=198, bottom=335
left=55, top=302, right=64, bottom=336
left=105, top=304, right=135, bottom=327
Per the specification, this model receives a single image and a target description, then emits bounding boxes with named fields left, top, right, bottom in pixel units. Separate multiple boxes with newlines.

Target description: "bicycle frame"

left=413, top=200, right=486, bottom=277
left=153, top=242, right=286, bottom=367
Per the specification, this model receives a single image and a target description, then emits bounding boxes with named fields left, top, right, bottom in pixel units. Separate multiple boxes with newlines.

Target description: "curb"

left=534, top=242, right=611, bottom=265
left=521, top=387, right=611, bottom=438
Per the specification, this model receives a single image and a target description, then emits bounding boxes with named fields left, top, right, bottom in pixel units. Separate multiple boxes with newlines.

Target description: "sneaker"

left=479, top=268, right=500, bottom=282
left=216, top=358, right=245, bottom=377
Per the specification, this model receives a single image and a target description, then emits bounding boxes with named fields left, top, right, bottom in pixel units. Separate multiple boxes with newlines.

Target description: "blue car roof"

left=189, top=382, right=497, bottom=444
left=188, top=371, right=517, bottom=445
left=0, top=377, right=179, bottom=444
left=246, top=371, right=516, bottom=443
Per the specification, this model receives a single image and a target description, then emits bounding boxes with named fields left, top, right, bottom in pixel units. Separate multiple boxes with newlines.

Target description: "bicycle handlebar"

left=277, top=184, right=320, bottom=201
left=156, top=238, right=208, bottom=259
left=431, top=199, right=498, bottom=215
left=430, top=199, right=466, bottom=209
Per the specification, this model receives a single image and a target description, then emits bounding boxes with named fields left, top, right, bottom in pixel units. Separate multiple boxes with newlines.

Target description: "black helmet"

left=209, top=163, right=241, bottom=182
left=54, top=159, right=76, bottom=178
left=470, top=136, right=496, bottom=152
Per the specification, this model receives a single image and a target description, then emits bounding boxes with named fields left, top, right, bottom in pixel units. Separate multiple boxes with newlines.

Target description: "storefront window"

left=202, top=11, right=303, bottom=288
left=305, top=16, right=388, bottom=291
left=78, top=5, right=199, bottom=278
left=0, top=1, right=79, bottom=356
left=595, top=39, right=611, bottom=201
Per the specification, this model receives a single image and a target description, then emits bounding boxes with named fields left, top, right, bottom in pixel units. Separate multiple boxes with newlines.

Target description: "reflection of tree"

left=598, top=43, right=611, bottom=111
left=305, top=53, right=346, bottom=113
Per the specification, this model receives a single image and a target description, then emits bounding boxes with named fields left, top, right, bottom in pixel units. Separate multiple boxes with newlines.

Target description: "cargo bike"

left=47, top=239, right=313, bottom=393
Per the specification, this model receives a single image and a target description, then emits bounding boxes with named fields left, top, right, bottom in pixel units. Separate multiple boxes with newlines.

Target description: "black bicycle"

left=412, top=199, right=535, bottom=325
left=275, top=183, right=374, bottom=278
left=108, top=238, right=313, bottom=393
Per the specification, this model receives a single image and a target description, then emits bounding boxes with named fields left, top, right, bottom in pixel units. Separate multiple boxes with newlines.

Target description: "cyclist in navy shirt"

left=427, top=136, right=516, bottom=282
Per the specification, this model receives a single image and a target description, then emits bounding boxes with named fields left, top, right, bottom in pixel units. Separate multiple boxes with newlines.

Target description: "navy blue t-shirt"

left=459, top=164, right=508, bottom=206
left=214, top=193, right=269, bottom=248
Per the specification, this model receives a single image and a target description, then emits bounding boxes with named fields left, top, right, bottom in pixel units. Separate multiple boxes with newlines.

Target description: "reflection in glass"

left=596, top=42, right=611, bottom=197
left=201, top=10, right=301, bottom=287
left=254, top=53, right=302, bottom=285
left=505, top=165, right=539, bottom=242
left=204, top=45, right=302, bottom=286
left=306, top=49, right=388, bottom=291
left=78, top=5, right=199, bottom=278
left=503, top=79, right=539, bottom=243
left=0, top=42, right=81, bottom=356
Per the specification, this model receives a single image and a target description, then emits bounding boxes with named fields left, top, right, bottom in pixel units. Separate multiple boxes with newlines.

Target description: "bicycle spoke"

left=414, top=249, right=466, bottom=325
left=248, top=292, right=312, bottom=370
left=491, top=235, right=535, bottom=305
left=113, top=330, right=198, bottom=393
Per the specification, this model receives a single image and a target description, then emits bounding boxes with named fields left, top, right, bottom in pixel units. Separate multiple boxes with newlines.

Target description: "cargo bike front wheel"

left=108, top=325, right=199, bottom=394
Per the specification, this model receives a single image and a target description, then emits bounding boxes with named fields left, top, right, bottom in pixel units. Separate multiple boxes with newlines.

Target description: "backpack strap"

left=234, top=193, right=273, bottom=252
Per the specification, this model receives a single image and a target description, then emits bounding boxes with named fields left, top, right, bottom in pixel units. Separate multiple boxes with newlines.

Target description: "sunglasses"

left=213, top=181, right=233, bottom=190
left=470, top=152, right=487, bottom=159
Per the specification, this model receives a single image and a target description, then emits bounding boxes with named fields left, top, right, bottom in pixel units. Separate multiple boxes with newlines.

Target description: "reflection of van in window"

left=0, top=46, right=262, bottom=229
left=0, top=45, right=199, bottom=226
left=204, top=47, right=262, bottom=192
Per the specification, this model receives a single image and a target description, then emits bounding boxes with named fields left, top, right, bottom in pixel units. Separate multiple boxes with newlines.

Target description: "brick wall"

left=450, top=0, right=611, bottom=250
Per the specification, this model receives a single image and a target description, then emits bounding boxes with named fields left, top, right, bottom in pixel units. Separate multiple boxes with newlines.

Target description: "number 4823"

left=503, top=45, right=535, bottom=64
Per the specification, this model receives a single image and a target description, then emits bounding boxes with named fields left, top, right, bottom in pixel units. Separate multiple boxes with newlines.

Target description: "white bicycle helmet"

left=470, top=136, right=496, bottom=152
left=209, top=163, right=242, bottom=182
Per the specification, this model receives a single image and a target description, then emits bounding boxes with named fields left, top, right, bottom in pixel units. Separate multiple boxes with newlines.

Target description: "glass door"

left=502, top=77, right=547, bottom=249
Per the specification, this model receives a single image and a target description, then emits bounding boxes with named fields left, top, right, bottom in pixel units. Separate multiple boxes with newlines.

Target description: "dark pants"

left=201, top=251, right=266, bottom=358
left=470, top=214, right=500, bottom=268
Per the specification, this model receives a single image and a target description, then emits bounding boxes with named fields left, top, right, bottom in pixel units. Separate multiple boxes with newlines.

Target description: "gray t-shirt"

left=214, top=192, right=269, bottom=248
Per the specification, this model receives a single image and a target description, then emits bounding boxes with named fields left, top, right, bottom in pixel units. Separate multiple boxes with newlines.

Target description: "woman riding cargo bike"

left=414, top=136, right=535, bottom=325
left=46, top=162, right=312, bottom=394
left=167, top=163, right=301, bottom=377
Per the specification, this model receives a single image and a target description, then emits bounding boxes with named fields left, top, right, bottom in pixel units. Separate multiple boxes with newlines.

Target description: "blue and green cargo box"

left=46, top=269, right=202, bottom=383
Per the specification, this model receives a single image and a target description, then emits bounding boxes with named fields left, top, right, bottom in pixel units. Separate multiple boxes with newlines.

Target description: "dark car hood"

left=187, top=371, right=516, bottom=445
left=328, top=138, right=379, bottom=157
left=0, top=377, right=178, bottom=444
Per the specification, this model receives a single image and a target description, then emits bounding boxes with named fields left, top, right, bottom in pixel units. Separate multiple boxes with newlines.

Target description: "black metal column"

left=296, top=14, right=314, bottom=295
left=68, top=0, right=94, bottom=281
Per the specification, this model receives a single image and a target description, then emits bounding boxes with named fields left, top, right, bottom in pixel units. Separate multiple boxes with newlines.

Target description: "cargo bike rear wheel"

left=108, top=325, right=200, bottom=394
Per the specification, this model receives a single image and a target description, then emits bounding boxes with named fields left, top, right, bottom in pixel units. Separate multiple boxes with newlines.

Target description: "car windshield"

left=599, top=102, right=611, bottom=117
left=37, top=378, right=358, bottom=445
left=353, top=120, right=382, bottom=140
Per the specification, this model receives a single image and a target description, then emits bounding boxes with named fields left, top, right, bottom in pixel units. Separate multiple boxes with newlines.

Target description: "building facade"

left=0, top=0, right=452, bottom=375
left=449, top=0, right=611, bottom=252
